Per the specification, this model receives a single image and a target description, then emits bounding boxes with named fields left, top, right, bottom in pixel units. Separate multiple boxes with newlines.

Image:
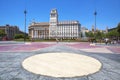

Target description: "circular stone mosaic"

left=22, top=53, right=102, bottom=77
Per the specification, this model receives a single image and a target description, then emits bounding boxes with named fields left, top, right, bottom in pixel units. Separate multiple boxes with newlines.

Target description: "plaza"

left=0, top=41, right=120, bottom=80
left=0, top=0, right=120, bottom=79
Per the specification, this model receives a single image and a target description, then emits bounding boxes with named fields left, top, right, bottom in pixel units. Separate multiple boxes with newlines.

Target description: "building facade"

left=29, top=9, right=81, bottom=40
left=56, top=21, right=80, bottom=39
left=0, top=24, right=20, bottom=40
left=29, top=22, right=49, bottom=39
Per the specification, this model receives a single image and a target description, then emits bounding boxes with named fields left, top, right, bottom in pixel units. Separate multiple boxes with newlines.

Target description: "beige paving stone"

left=22, top=53, right=102, bottom=77
left=80, top=48, right=113, bottom=53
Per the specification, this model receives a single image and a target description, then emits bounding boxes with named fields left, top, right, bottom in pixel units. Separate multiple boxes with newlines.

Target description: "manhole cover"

left=22, top=53, right=102, bottom=77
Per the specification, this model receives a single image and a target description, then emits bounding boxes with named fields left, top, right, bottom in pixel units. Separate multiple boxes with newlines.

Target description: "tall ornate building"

left=29, top=9, right=81, bottom=40
left=49, top=9, right=58, bottom=39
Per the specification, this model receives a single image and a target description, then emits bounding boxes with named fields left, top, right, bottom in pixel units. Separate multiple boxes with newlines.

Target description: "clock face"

left=51, top=14, right=55, bottom=17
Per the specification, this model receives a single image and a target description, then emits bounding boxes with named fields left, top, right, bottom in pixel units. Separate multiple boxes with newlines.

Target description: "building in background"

left=29, top=22, right=49, bottom=39
left=81, top=27, right=89, bottom=39
left=29, top=9, right=81, bottom=40
left=91, top=25, right=108, bottom=34
left=0, top=24, right=20, bottom=40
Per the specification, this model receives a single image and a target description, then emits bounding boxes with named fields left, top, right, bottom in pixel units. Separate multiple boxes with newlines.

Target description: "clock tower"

left=49, top=9, right=58, bottom=39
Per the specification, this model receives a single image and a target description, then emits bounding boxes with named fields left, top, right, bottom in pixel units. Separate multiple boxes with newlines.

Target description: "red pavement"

left=0, top=42, right=120, bottom=53
left=0, top=42, right=55, bottom=52
left=66, top=42, right=101, bottom=49
left=66, top=42, right=120, bottom=54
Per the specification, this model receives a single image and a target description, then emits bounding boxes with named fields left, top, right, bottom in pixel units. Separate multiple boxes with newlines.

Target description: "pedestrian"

left=56, top=38, right=59, bottom=43
left=105, top=38, right=108, bottom=45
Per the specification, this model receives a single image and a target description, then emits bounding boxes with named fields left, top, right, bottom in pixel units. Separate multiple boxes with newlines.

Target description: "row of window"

left=57, top=29, right=78, bottom=32
left=50, top=35, right=78, bottom=37
left=50, top=33, right=78, bottom=35
left=57, top=28, right=78, bottom=30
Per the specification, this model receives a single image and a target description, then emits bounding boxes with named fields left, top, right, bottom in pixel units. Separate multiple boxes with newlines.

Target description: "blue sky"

left=0, top=0, right=120, bottom=32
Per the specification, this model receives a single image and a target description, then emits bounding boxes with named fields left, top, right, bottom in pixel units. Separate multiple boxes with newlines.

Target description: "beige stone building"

left=29, top=22, right=49, bottom=39
left=29, top=9, right=81, bottom=40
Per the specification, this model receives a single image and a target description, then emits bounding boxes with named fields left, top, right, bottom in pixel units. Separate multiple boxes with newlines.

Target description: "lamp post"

left=24, top=10, right=27, bottom=43
left=94, top=11, right=97, bottom=32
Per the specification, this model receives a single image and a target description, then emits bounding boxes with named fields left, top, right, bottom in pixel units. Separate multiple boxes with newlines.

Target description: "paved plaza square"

left=0, top=41, right=120, bottom=80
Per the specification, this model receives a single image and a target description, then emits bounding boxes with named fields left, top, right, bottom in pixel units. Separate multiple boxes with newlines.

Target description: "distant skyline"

left=0, top=0, right=120, bottom=32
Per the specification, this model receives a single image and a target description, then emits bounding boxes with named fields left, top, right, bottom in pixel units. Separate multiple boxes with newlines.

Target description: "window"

left=51, top=14, right=56, bottom=17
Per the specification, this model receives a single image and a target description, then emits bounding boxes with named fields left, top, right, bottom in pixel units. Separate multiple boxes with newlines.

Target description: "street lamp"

left=94, top=11, right=97, bottom=32
left=24, top=10, right=27, bottom=43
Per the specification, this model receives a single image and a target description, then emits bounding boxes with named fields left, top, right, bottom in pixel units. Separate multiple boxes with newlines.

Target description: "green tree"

left=85, top=32, right=94, bottom=38
left=14, top=34, right=24, bottom=39
left=95, top=31, right=102, bottom=39
left=101, top=32, right=106, bottom=38
left=117, top=23, right=120, bottom=34
left=85, top=32, right=95, bottom=42
left=0, top=29, right=6, bottom=37
left=106, top=29, right=119, bottom=39
left=85, top=32, right=89, bottom=37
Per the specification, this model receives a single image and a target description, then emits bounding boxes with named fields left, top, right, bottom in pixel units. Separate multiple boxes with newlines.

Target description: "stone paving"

left=66, top=42, right=120, bottom=53
left=0, top=42, right=56, bottom=52
left=0, top=41, right=120, bottom=80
